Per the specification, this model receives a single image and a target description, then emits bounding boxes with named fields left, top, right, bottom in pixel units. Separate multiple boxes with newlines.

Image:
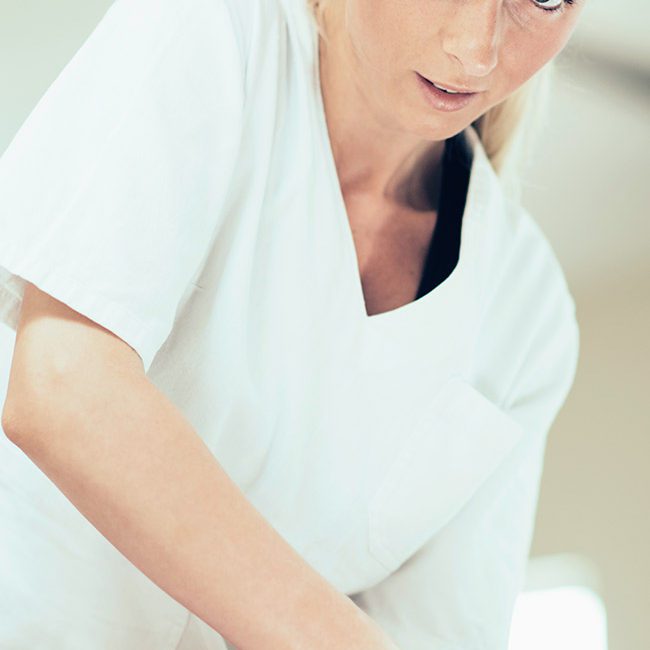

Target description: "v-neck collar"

left=312, top=34, right=488, bottom=338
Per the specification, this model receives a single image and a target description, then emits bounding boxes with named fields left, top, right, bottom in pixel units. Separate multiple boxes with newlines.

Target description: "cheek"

left=497, top=21, right=575, bottom=96
left=346, top=0, right=413, bottom=79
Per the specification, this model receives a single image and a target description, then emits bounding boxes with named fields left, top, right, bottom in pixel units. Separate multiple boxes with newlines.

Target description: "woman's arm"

left=1, top=283, right=399, bottom=650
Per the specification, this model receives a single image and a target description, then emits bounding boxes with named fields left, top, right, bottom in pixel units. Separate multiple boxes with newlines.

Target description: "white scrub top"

left=0, top=0, right=580, bottom=649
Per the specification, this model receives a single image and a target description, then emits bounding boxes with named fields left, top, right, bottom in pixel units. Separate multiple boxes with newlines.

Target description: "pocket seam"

left=367, top=424, right=428, bottom=570
left=366, top=376, right=525, bottom=572
left=367, top=375, right=464, bottom=571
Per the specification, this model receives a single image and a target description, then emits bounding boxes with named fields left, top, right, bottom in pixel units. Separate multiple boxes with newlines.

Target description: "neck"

left=317, top=3, right=446, bottom=212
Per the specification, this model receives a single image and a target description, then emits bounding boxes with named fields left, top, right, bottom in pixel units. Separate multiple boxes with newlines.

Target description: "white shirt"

left=0, top=1, right=580, bottom=648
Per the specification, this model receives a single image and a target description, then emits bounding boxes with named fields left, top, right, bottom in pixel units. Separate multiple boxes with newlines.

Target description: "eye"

left=531, top=0, right=565, bottom=10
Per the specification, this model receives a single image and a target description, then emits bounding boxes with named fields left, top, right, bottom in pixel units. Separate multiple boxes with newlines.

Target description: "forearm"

left=4, top=369, right=387, bottom=650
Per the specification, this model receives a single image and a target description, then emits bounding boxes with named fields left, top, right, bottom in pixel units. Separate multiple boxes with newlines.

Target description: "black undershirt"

left=415, top=128, right=474, bottom=300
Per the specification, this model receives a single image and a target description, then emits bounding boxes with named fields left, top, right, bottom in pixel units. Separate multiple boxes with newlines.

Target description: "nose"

left=441, top=0, right=501, bottom=78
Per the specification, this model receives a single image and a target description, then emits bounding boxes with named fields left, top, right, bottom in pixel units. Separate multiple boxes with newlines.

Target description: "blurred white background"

left=1, top=1, right=648, bottom=649
left=518, top=2, right=649, bottom=649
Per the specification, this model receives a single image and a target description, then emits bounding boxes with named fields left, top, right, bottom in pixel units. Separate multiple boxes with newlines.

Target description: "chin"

left=411, top=115, right=472, bottom=142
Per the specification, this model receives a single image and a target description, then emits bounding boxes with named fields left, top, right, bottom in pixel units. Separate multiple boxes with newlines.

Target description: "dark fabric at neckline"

left=415, top=128, right=474, bottom=300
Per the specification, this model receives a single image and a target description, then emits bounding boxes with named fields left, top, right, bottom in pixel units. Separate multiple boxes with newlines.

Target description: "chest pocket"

left=367, top=375, right=525, bottom=572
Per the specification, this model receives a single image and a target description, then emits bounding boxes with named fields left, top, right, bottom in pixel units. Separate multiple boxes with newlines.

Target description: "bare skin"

left=2, top=1, right=588, bottom=648
left=2, top=283, right=401, bottom=650
left=345, top=196, right=440, bottom=317
left=318, top=0, right=586, bottom=315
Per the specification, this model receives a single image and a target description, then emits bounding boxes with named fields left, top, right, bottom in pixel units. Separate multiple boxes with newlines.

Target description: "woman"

left=0, top=0, right=585, bottom=648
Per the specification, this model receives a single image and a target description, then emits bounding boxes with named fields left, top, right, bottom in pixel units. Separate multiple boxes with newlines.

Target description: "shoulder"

left=508, top=198, right=577, bottom=337
left=98, top=0, right=276, bottom=64
left=220, top=0, right=289, bottom=49
left=501, top=197, right=575, bottom=312
left=72, top=0, right=252, bottom=88
left=470, top=181, right=580, bottom=414
left=495, top=203, right=580, bottom=447
left=467, top=129, right=577, bottom=346
left=507, top=201, right=580, bottom=410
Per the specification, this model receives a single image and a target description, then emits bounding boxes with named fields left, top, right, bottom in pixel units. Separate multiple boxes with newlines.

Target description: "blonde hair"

left=307, top=0, right=555, bottom=200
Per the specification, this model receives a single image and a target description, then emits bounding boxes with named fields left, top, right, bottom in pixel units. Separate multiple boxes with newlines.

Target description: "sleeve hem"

left=0, top=253, right=164, bottom=374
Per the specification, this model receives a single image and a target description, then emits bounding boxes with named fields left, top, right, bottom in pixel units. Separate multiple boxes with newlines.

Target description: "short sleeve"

left=351, top=275, right=581, bottom=649
left=0, top=0, right=246, bottom=373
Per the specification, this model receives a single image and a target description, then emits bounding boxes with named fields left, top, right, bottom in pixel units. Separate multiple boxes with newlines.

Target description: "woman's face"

left=330, top=0, right=587, bottom=139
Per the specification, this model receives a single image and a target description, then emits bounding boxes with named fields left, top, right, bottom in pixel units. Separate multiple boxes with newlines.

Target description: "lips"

left=431, top=81, right=468, bottom=95
left=415, top=72, right=480, bottom=112
left=418, top=73, right=484, bottom=95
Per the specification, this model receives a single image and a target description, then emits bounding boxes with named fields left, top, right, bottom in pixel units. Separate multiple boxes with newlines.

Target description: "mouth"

left=417, top=73, right=484, bottom=95
left=415, top=72, right=482, bottom=112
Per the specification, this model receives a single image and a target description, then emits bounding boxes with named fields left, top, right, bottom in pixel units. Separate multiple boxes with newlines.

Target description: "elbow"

left=1, top=396, right=18, bottom=443
left=2, top=386, right=45, bottom=447
left=2, top=393, right=32, bottom=446
left=1, top=368, right=69, bottom=448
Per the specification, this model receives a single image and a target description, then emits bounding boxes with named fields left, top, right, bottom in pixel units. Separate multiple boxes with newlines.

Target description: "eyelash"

left=534, top=0, right=575, bottom=13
